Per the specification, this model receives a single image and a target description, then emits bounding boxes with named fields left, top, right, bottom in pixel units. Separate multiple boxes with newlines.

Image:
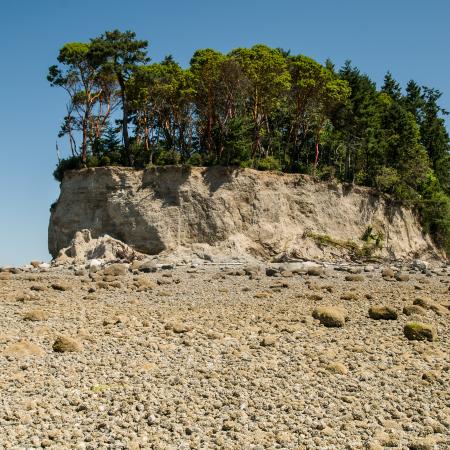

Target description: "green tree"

left=89, top=30, right=149, bottom=165
left=48, top=42, right=102, bottom=163
left=229, top=45, right=291, bottom=160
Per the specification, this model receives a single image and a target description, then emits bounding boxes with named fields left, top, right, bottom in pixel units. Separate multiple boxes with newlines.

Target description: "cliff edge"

left=49, top=166, right=440, bottom=261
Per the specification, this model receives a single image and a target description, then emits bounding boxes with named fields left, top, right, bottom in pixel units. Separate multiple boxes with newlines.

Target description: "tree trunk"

left=117, top=72, right=131, bottom=165
left=81, top=117, right=88, bottom=165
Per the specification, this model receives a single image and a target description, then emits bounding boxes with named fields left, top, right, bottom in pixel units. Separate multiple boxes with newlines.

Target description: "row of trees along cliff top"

left=48, top=30, right=450, bottom=255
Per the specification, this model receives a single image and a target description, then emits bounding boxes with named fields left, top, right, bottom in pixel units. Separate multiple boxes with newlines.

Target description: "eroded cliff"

left=49, top=166, right=440, bottom=261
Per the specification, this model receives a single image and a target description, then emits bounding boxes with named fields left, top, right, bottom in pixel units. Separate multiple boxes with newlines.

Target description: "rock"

left=133, top=276, right=156, bottom=291
left=312, top=307, right=347, bottom=327
left=88, top=259, right=103, bottom=269
left=103, top=263, right=128, bottom=277
left=395, top=272, right=410, bottom=282
left=23, top=309, right=49, bottom=321
left=307, top=266, right=324, bottom=276
left=51, top=282, right=71, bottom=291
left=52, top=336, right=83, bottom=353
left=403, top=305, right=427, bottom=316
left=165, top=322, right=192, bottom=333
left=0, top=272, right=12, bottom=280
left=403, top=322, right=437, bottom=342
left=30, top=260, right=42, bottom=268
left=381, top=268, right=395, bottom=278
left=326, top=362, right=348, bottom=374
left=345, top=274, right=364, bottom=282
left=413, top=297, right=448, bottom=315
left=243, top=265, right=263, bottom=276
left=138, top=260, right=158, bottom=273
left=30, top=284, right=46, bottom=291
left=408, top=437, right=437, bottom=450
left=411, top=259, right=429, bottom=272
left=265, top=267, right=279, bottom=277
left=421, top=371, right=440, bottom=383
left=2, top=341, right=45, bottom=357
left=260, top=335, right=277, bottom=347
left=368, top=306, right=398, bottom=320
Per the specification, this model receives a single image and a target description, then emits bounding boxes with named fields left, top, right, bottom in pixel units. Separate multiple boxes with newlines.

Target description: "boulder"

left=381, top=268, right=395, bottom=278
left=403, top=305, right=427, bottom=316
left=368, top=306, right=398, bottom=320
left=2, top=341, right=45, bottom=357
left=23, top=309, right=49, bottom=321
left=54, top=229, right=145, bottom=265
left=403, top=322, right=437, bottom=342
left=103, top=263, right=128, bottom=277
left=345, top=274, right=364, bottom=282
left=312, top=307, right=347, bottom=327
left=53, top=336, right=83, bottom=353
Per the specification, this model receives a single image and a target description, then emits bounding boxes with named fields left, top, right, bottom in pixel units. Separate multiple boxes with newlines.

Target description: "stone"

left=403, top=322, right=437, bottom=342
left=421, top=371, right=440, bottom=383
left=30, top=284, right=46, bottom=291
left=345, top=274, right=364, bottom=282
left=403, top=305, right=426, bottom=316
left=54, top=229, right=144, bottom=265
left=260, top=335, right=277, bottom=347
left=395, top=272, right=410, bottom=282
left=138, top=260, right=158, bottom=273
left=307, top=266, right=324, bottom=276
left=2, top=341, right=45, bottom=357
left=411, top=259, right=429, bottom=272
left=368, top=306, right=398, bottom=320
left=52, top=336, right=83, bottom=353
left=408, top=437, right=437, bottom=450
left=23, top=309, right=49, bottom=321
left=30, top=260, right=42, bottom=268
left=312, top=307, right=347, bottom=327
left=133, top=276, right=156, bottom=291
left=103, top=263, right=128, bottom=277
left=382, top=268, right=395, bottom=278
left=326, top=362, right=348, bottom=374
left=265, top=267, right=279, bottom=277
left=51, top=282, right=71, bottom=291
left=413, top=297, right=448, bottom=315
left=165, top=322, right=192, bottom=333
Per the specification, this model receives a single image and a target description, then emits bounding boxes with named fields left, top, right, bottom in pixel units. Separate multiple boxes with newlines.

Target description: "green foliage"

left=50, top=33, right=450, bottom=255
left=255, top=156, right=282, bottom=171
left=53, top=156, right=83, bottom=182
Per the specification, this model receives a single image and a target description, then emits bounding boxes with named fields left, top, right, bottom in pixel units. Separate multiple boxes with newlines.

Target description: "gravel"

left=0, top=263, right=448, bottom=449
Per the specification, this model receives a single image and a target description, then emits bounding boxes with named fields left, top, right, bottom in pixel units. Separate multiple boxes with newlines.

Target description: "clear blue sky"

left=1, top=0, right=449, bottom=266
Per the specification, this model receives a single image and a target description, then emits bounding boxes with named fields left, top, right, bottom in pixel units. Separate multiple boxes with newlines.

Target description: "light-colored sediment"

left=49, top=166, right=441, bottom=262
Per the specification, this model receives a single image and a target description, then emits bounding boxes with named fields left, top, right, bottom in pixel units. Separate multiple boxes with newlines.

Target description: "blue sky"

left=1, top=0, right=449, bottom=266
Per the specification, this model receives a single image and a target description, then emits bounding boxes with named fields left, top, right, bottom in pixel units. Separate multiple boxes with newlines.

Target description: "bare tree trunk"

left=117, top=73, right=131, bottom=165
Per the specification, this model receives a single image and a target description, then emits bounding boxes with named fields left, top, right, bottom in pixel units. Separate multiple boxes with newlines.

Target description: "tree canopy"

left=49, top=30, right=450, bottom=256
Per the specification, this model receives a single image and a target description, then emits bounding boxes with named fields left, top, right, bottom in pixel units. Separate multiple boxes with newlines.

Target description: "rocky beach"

left=0, top=259, right=448, bottom=449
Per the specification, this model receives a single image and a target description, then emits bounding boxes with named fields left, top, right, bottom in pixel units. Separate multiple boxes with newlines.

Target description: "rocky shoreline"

left=0, top=257, right=448, bottom=448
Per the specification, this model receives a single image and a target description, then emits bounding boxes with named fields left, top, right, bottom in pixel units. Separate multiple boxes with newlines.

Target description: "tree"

left=48, top=42, right=102, bottom=164
left=190, top=49, right=224, bottom=158
left=229, top=45, right=291, bottom=160
left=419, top=87, right=450, bottom=193
left=287, top=55, right=349, bottom=169
left=89, top=30, right=149, bottom=165
left=381, top=71, right=402, bottom=102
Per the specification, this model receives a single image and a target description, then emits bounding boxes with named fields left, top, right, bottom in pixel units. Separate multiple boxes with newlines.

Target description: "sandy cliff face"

left=49, top=166, right=439, bottom=261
